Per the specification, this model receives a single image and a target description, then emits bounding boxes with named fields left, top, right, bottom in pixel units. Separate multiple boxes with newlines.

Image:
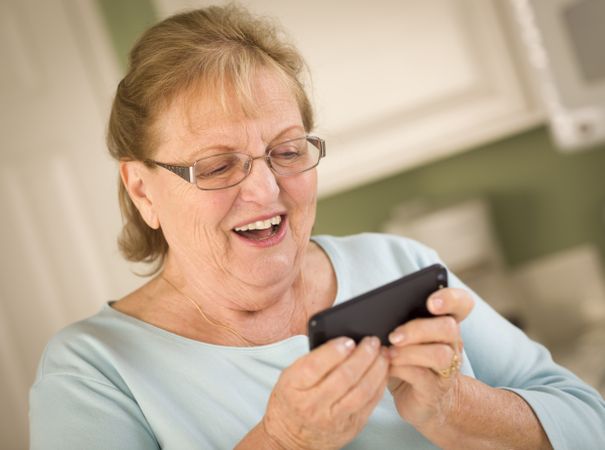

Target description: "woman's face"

left=144, top=70, right=318, bottom=299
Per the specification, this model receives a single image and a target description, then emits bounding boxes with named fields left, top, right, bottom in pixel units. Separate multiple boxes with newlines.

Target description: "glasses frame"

left=145, top=135, right=326, bottom=191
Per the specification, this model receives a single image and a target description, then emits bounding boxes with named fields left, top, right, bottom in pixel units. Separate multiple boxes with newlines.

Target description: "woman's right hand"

left=261, top=336, right=389, bottom=450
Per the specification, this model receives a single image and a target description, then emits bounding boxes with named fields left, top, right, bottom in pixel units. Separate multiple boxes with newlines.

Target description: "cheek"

left=190, top=192, right=236, bottom=237
left=147, top=181, right=188, bottom=232
left=283, top=174, right=313, bottom=200
left=281, top=172, right=318, bottom=227
left=157, top=185, right=235, bottom=247
left=297, top=171, right=318, bottom=210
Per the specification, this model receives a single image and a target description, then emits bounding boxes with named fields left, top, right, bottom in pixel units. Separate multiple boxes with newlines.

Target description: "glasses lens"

left=193, top=153, right=248, bottom=190
left=269, top=137, right=321, bottom=175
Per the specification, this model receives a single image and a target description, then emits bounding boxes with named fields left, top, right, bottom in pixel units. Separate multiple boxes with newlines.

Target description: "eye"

left=271, top=143, right=307, bottom=163
left=196, top=155, right=240, bottom=178
left=274, top=150, right=300, bottom=160
left=202, top=164, right=229, bottom=177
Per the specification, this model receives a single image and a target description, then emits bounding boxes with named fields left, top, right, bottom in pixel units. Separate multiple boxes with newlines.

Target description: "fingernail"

left=364, top=336, right=379, bottom=352
left=389, top=332, right=405, bottom=344
left=430, top=297, right=443, bottom=312
left=339, top=338, right=355, bottom=352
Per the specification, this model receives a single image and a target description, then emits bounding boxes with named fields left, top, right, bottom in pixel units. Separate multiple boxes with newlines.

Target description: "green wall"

left=315, top=128, right=605, bottom=267
left=97, top=0, right=157, bottom=69
left=97, top=1, right=605, bottom=268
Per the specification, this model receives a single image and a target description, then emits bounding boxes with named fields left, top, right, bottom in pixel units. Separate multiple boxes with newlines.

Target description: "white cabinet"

left=154, top=0, right=544, bottom=196
left=512, top=0, right=605, bottom=151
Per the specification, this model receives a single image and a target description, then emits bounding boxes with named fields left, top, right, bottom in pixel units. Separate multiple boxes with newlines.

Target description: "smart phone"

left=307, top=264, right=448, bottom=349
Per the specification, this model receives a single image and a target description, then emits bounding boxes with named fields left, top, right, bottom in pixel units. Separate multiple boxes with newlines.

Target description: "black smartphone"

left=308, top=264, right=448, bottom=349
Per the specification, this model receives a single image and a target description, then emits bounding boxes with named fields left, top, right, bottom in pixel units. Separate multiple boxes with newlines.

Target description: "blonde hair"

left=106, top=4, right=314, bottom=273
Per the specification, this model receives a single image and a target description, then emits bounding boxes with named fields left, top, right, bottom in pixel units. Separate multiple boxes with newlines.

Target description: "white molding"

left=63, top=0, right=122, bottom=117
left=0, top=3, right=126, bottom=447
left=0, top=300, right=29, bottom=448
left=0, top=167, right=66, bottom=332
left=511, top=0, right=605, bottom=151
left=51, top=156, right=112, bottom=308
left=0, top=2, right=40, bottom=93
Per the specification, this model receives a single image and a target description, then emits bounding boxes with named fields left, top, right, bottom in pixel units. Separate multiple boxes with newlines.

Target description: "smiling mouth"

left=233, top=215, right=284, bottom=241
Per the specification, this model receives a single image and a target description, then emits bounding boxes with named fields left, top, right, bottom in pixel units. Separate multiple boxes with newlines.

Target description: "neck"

left=158, top=259, right=310, bottom=346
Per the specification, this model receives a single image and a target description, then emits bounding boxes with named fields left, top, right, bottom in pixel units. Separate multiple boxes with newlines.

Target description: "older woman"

left=30, top=5, right=604, bottom=450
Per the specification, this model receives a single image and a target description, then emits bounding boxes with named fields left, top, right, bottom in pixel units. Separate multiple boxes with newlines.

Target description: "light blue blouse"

left=30, top=233, right=605, bottom=449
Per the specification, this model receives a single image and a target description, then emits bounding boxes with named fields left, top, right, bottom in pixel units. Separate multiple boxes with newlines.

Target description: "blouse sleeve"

left=30, top=373, right=159, bottom=450
left=451, top=271, right=605, bottom=450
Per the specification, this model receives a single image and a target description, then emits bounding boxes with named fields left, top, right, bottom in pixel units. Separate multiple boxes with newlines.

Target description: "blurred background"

left=1, top=0, right=604, bottom=448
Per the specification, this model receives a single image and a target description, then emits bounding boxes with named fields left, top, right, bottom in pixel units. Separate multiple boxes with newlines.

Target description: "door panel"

left=0, top=1, right=139, bottom=448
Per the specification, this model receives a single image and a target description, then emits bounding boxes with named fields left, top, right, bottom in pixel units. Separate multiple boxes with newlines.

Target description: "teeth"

left=234, top=215, right=282, bottom=232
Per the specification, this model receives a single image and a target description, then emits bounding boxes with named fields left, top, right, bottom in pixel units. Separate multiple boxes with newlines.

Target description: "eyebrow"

left=184, top=124, right=306, bottom=162
left=184, top=144, right=233, bottom=163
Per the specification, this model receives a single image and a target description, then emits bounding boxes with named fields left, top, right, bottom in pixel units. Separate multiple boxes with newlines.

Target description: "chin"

left=233, top=240, right=303, bottom=288
left=244, top=253, right=297, bottom=287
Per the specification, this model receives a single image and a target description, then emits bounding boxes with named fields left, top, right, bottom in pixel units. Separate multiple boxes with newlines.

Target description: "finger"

left=332, top=346, right=390, bottom=416
left=335, top=365, right=390, bottom=435
left=318, top=337, right=382, bottom=402
left=389, top=343, right=456, bottom=373
left=388, top=315, right=459, bottom=347
left=287, top=337, right=356, bottom=389
left=427, top=287, right=474, bottom=322
left=356, top=363, right=390, bottom=419
left=389, top=365, right=442, bottom=393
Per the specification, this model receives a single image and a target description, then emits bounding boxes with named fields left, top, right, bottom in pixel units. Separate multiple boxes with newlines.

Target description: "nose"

left=238, top=155, right=280, bottom=204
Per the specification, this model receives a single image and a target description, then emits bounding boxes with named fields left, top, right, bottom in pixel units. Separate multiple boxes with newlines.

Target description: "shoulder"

left=312, top=233, right=442, bottom=299
left=30, top=309, right=160, bottom=449
left=313, top=232, right=439, bottom=270
left=33, top=307, right=131, bottom=391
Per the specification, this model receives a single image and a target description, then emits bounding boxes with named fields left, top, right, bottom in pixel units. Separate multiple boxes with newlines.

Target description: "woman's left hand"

left=387, top=287, right=474, bottom=429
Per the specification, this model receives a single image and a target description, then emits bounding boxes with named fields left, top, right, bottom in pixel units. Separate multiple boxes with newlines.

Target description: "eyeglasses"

left=145, top=135, right=326, bottom=191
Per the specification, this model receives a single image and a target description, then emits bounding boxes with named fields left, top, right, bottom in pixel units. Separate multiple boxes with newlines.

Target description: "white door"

left=0, top=1, right=140, bottom=448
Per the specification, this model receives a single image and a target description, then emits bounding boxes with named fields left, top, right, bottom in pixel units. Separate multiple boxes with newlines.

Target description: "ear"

left=119, top=161, right=160, bottom=230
